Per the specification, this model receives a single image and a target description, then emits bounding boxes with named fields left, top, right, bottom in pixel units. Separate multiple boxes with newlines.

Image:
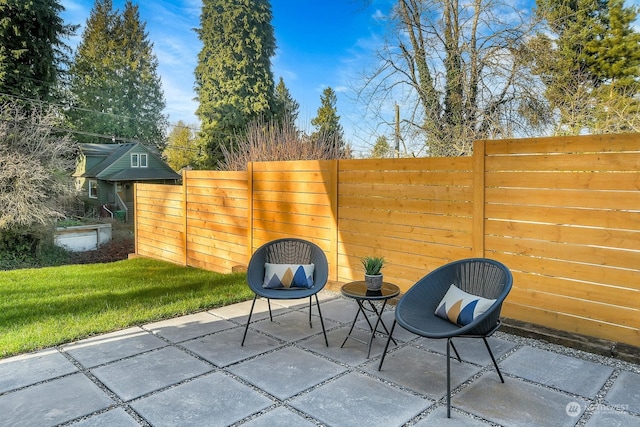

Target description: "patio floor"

left=1, top=290, right=639, bottom=427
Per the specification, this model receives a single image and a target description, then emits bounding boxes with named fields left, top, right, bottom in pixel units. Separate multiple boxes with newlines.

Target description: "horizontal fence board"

left=187, top=220, right=246, bottom=239
left=487, top=153, right=640, bottom=172
left=339, top=183, right=472, bottom=201
left=491, top=252, right=640, bottom=291
left=486, top=220, right=640, bottom=251
left=486, top=171, right=640, bottom=191
left=511, top=271, right=638, bottom=310
left=502, top=302, right=640, bottom=345
left=486, top=235, right=639, bottom=271
left=507, top=286, right=638, bottom=329
left=339, top=218, right=472, bottom=248
left=339, top=170, right=473, bottom=186
left=486, top=204, right=639, bottom=230
left=340, top=195, right=473, bottom=216
left=487, top=187, right=640, bottom=210
left=252, top=210, right=334, bottom=229
left=485, top=133, right=640, bottom=155
left=253, top=222, right=332, bottom=241
left=339, top=156, right=474, bottom=171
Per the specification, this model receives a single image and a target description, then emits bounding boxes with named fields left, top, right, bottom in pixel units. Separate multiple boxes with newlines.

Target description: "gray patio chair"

left=378, top=258, right=513, bottom=417
left=241, top=238, right=329, bottom=346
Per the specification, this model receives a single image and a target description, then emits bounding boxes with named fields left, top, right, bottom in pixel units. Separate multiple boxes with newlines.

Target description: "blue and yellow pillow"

left=263, top=263, right=315, bottom=289
left=435, top=284, right=496, bottom=326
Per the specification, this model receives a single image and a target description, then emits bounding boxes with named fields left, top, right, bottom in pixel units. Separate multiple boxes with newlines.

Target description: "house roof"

left=76, top=142, right=181, bottom=182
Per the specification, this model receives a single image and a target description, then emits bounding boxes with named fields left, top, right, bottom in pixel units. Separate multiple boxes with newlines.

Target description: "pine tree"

left=195, top=0, right=276, bottom=168
left=273, top=76, right=300, bottom=127
left=67, top=0, right=167, bottom=147
left=534, top=0, right=640, bottom=133
left=163, top=121, right=202, bottom=171
left=371, top=135, right=391, bottom=158
left=0, top=0, right=76, bottom=102
left=310, top=87, right=345, bottom=154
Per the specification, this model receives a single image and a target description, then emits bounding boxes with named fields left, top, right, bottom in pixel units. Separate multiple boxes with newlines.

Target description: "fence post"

left=133, top=183, right=138, bottom=256
left=330, top=159, right=339, bottom=281
left=182, top=170, right=188, bottom=266
left=472, top=140, right=486, bottom=257
left=247, top=162, right=254, bottom=262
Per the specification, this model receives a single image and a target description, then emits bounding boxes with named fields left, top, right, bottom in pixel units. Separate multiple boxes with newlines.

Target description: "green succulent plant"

left=361, top=256, right=385, bottom=275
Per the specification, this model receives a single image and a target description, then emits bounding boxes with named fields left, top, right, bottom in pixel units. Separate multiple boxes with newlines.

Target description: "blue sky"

left=59, top=0, right=640, bottom=154
left=60, top=0, right=394, bottom=154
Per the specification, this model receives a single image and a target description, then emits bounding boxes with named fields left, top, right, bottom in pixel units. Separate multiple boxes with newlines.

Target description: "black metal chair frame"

left=241, top=238, right=329, bottom=347
left=378, top=258, right=513, bottom=418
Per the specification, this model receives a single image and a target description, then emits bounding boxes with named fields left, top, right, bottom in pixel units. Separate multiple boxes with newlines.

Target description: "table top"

left=341, top=281, right=400, bottom=300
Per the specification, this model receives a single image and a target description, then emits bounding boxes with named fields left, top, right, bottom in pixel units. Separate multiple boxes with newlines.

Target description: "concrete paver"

left=604, top=370, right=640, bottom=414
left=365, top=345, right=482, bottom=399
left=454, top=372, right=589, bottom=426
left=90, top=346, right=213, bottom=401
left=130, top=372, right=273, bottom=427
left=181, top=326, right=283, bottom=367
left=228, top=346, right=346, bottom=400
left=0, top=290, right=639, bottom=426
left=241, top=406, right=317, bottom=427
left=247, top=310, right=338, bottom=343
left=62, top=327, right=166, bottom=368
left=144, top=311, right=236, bottom=343
left=0, top=373, right=114, bottom=427
left=289, top=371, right=431, bottom=427
left=0, top=349, right=78, bottom=393
left=70, top=408, right=140, bottom=427
left=499, top=345, right=615, bottom=398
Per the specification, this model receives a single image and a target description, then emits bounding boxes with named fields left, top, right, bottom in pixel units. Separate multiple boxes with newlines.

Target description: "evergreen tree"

left=195, top=0, right=276, bottom=168
left=534, top=0, right=640, bottom=133
left=163, top=121, right=202, bottom=171
left=371, top=135, right=391, bottom=158
left=310, top=87, right=345, bottom=154
left=0, top=0, right=76, bottom=102
left=67, top=0, right=167, bottom=147
left=273, top=76, right=300, bottom=127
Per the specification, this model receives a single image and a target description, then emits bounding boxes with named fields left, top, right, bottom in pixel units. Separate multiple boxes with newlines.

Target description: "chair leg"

left=377, top=319, right=397, bottom=371
left=446, top=338, right=452, bottom=418
left=241, top=296, right=257, bottom=346
left=449, top=339, right=462, bottom=363
left=483, top=337, right=504, bottom=383
left=308, top=296, right=313, bottom=328
left=314, top=294, right=329, bottom=347
left=267, top=298, right=273, bottom=321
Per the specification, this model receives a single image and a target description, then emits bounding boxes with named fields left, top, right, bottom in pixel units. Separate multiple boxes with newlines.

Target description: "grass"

left=0, top=257, right=252, bottom=358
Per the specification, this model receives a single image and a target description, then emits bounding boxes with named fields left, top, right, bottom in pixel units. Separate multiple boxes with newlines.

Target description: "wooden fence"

left=134, top=134, right=640, bottom=347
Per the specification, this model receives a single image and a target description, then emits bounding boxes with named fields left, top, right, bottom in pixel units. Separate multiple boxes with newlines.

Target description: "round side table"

left=340, top=281, right=399, bottom=358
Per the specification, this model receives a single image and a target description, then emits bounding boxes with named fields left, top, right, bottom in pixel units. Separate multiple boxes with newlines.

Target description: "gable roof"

left=76, top=143, right=181, bottom=182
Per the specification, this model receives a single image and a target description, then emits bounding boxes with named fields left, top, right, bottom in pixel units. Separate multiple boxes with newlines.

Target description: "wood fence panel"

left=250, top=160, right=336, bottom=264
left=132, top=133, right=640, bottom=347
left=184, top=170, right=248, bottom=273
left=135, top=183, right=185, bottom=265
left=484, top=134, right=640, bottom=346
left=337, top=158, right=475, bottom=291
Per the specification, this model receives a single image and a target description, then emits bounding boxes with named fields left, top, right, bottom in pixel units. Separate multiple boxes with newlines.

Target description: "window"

left=89, top=180, right=98, bottom=199
left=131, top=153, right=148, bottom=168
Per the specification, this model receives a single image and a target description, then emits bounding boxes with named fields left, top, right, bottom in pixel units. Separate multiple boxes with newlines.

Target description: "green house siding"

left=74, top=143, right=181, bottom=218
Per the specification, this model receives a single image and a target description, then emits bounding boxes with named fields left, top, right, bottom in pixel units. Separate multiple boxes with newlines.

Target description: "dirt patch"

left=67, top=221, right=135, bottom=265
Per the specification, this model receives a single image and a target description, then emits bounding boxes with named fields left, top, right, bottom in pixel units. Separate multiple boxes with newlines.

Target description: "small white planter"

left=54, top=223, right=112, bottom=252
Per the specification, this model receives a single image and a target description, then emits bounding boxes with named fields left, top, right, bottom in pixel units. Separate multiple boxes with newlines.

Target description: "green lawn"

left=0, top=258, right=252, bottom=358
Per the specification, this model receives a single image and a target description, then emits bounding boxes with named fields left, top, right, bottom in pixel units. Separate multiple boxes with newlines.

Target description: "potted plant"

left=361, top=256, right=385, bottom=290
